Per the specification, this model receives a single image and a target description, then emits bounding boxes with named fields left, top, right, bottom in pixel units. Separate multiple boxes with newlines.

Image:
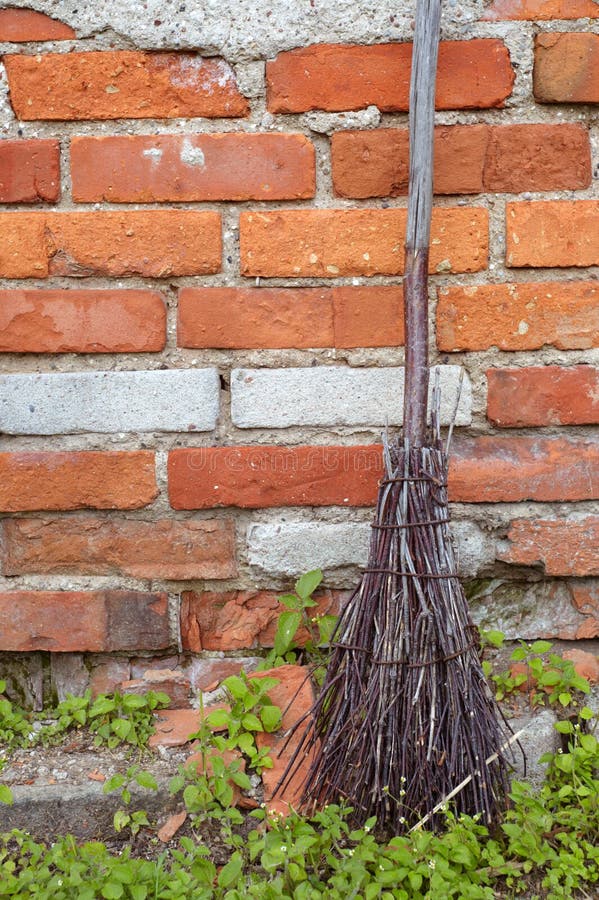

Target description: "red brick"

left=499, top=517, right=599, bottom=576
left=507, top=201, right=599, bottom=268
left=240, top=208, right=488, bottom=277
left=0, top=590, right=170, bottom=652
left=1, top=516, right=237, bottom=580
left=254, top=666, right=315, bottom=815
left=4, top=51, right=249, bottom=121
left=0, top=289, right=166, bottom=353
left=487, top=366, right=599, bottom=426
left=181, top=589, right=342, bottom=651
left=534, top=33, right=599, bottom=104
left=0, top=451, right=157, bottom=512
left=266, top=40, right=514, bottom=113
left=569, top=582, right=599, bottom=639
left=89, top=659, right=132, bottom=697
left=169, top=445, right=383, bottom=509
left=484, top=124, right=590, bottom=192
left=169, top=437, right=598, bottom=510
left=332, top=124, right=590, bottom=198
left=0, top=211, right=221, bottom=278
left=437, top=282, right=599, bottom=352
left=177, top=286, right=403, bottom=350
left=71, top=134, right=315, bottom=202
left=0, top=9, right=75, bottom=41
left=482, top=0, right=599, bottom=19
left=0, top=140, right=60, bottom=202
left=118, top=670, right=191, bottom=708
left=562, top=648, right=599, bottom=683
left=449, top=436, right=599, bottom=503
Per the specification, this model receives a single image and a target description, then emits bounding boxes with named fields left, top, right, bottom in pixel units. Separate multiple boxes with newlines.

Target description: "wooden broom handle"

left=403, top=0, right=442, bottom=447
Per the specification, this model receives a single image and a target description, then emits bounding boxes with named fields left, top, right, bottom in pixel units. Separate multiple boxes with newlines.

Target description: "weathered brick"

left=569, top=582, right=599, bottom=639
left=181, top=589, right=342, bottom=651
left=0, top=210, right=221, bottom=278
left=482, top=0, right=599, bottom=19
left=0, top=289, right=166, bottom=353
left=231, top=366, right=471, bottom=428
left=507, top=201, right=599, bottom=268
left=469, top=579, right=599, bottom=642
left=332, top=124, right=590, bottom=197
left=4, top=51, right=249, bottom=120
left=437, top=282, right=599, bottom=352
left=499, top=517, right=599, bottom=576
left=71, top=134, right=315, bottom=202
left=240, top=208, right=488, bottom=277
left=1, top=516, right=237, bottom=580
left=0, top=213, right=47, bottom=278
left=534, top=33, right=599, bottom=104
left=247, top=521, right=494, bottom=579
left=0, top=140, right=60, bottom=202
left=487, top=366, right=599, bottom=426
left=168, top=446, right=384, bottom=509
left=449, top=436, right=599, bottom=502
left=118, top=670, right=191, bottom=708
left=0, top=369, right=219, bottom=434
left=177, top=286, right=403, bottom=349
left=0, top=591, right=170, bottom=652
left=0, top=9, right=75, bottom=41
left=266, top=40, right=514, bottom=113
left=0, top=451, right=157, bottom=512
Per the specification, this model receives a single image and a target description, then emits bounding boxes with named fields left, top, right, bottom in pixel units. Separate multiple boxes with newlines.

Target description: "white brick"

left=0, top=369, right=220, bottom=435
left=247, top=520, right=494, bottom=580
left=231, top=366, right=471, bottom=428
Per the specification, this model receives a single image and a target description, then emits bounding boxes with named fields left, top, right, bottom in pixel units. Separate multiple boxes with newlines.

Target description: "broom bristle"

left=276, top=403, right=513, bottom=833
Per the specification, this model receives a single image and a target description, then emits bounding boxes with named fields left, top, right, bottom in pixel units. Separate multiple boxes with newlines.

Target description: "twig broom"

left=277, top=0, right=512, bottom=833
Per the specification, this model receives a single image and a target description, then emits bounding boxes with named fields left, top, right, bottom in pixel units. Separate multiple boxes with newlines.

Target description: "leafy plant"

left=260, top=569, right=337, bottom=680
left=103, top=766, right=159, bottom=837
left=88, top=690, right=170, bottom=750
left=197, top=671, right=281, bottom=774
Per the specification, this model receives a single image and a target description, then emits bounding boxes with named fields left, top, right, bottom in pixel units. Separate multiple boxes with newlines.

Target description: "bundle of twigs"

left=276, top=0, right=512, bottom=833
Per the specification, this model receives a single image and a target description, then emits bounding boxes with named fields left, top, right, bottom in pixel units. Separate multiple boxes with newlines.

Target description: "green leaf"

left=121, top=694, right=147, bottom=710
left=579, top=733, right=597, bottom=753
left=510, top=647, right=527, bottom=662
left=530, top=640, right=552, bottom=655
left=223, top=676, right=249, bottom=700
left=579, top=706, right=594, bottom=720
left=103, top=774, right=126, bottom=794
left=111, top=718, right=132, bottom=741
left=482, top=630, right=505, bottom=648
left=278, top=594, right=300, bottom=610
left=0, top=784, right=13, bottom=805
left=317, top=614, right=338, bottom=646
left=242, top=713, right=262, bottom=732
left=101, top=883, right=124, bottom=899
left=135, top=771, right=158, bottom=791
left=295, top=569, right=323, bottom=600
left=274, top=610, right=302, bottom=657
left=260, top=705, right=282, bottom=733
left=89, top=697, right=116, bottom=717
left=206, top=709, right=230, bottom=729
left=558, top=692, right=572, bottom=707
left=231, top=770, right=252, bottom=790
left=554, top=720, right=574, bottom=733
left=218, top=851, right=243, bottom=888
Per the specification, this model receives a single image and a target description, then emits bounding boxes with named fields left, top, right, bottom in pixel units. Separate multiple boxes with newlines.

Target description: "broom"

left=277, top=0, right=512, bottom=833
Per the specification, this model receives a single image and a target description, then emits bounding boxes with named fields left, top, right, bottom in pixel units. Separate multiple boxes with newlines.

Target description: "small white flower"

left=428, top=859, right=436, bottom=870
left=281, top=845, right=287, bottom=852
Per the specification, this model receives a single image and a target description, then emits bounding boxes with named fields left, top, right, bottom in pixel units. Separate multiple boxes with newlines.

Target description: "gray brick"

left=0, top=369, right=220, bottom=434
left=231, top=365, right=471, bottom=428
left=247, top=520, right=493, bottom=579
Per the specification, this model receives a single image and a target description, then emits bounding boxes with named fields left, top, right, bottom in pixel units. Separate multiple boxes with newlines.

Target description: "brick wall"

left=0, top=2, right=597, bottom=706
